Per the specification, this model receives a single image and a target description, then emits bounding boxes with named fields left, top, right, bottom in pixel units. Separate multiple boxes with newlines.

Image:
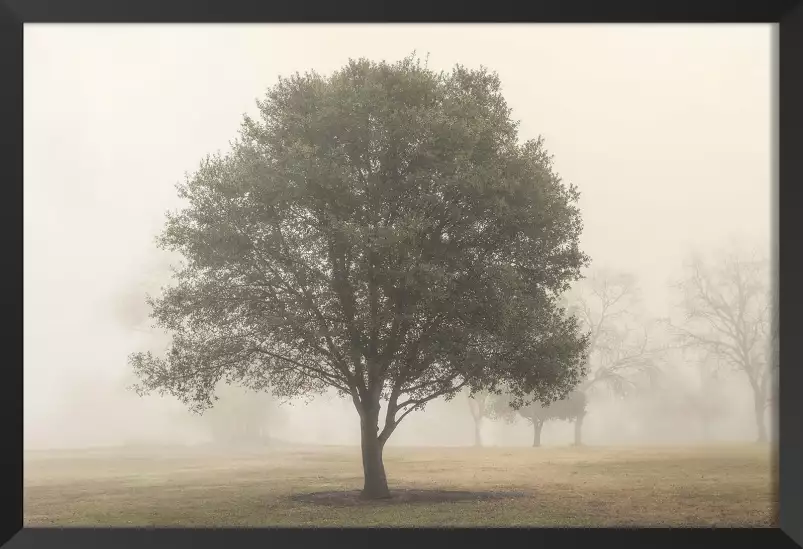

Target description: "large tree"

left=666, top=248, right=772, bottom=442
left=128, top=55, right=589, bottom=499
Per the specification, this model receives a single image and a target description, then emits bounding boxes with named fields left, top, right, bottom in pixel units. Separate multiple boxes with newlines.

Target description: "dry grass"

left=23, top=443, right=775, bottom=527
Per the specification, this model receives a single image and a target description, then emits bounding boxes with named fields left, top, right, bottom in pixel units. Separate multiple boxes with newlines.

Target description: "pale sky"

left=23, top=24, right=773, bottom=448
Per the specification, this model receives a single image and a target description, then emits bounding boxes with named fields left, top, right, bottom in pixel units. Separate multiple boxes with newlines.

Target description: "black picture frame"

left=2, top=1, right=801, bottom=547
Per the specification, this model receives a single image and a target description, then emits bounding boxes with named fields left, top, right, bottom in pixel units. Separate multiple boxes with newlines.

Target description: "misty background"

left=24, top=24, right=772, bottom=450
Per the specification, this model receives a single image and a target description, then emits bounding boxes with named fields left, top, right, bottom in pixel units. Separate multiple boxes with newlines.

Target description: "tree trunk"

left=473, top=417, right=483, bottom=447
left=767, top=396, right=779, bottom=443
left=574, top=414, right=584, bottom=446
left=359, top=405, right=391, bottom=499
left=532, top=421, right=543, bottom=447
left=754, top=392, right=767, bottom=443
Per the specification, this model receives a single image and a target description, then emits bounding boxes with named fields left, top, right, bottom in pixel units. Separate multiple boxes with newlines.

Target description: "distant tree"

left=466, top=390, right=492, bottom=447
left=613, top=363, right=725, bottom=444
left=127, top=55, right=590, bottom=499
left=565, top=270, right=663, bottom=444
left=112, top=254, right=182, bottom=394
left=490, top=390, right=587, bottom=447
left=767, top=248, right=778, bottom=442
left=199, top=383, right=283, bottom=446
left=112, top=252, right=178, bottom=335
left=666, top=249, right=772, bottom=442
left=684, top=355, right=729, bottom=440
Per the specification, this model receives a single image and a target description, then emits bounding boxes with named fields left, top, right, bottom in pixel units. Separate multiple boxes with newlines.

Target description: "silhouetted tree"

left=466, top=390, right=491, bottom=447
left=565, top=270, right=663, bottom=444
left=684, top=355, right=729, bottom=440
left=199, top=383, right=283, bottom=446
left=768, top=247, right=778, bottom=441
left=128, top=55, right=590, bottom=499
left=112, top=253, right=181, bottom=391
left=491, top=390, right=587, bottom=447
left=112, top=252, right=179, bottom=336
left=666, top=248, right=772, bottom=442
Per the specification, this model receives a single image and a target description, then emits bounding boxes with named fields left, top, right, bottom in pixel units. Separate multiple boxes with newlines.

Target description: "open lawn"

left=23, top=443, right=775, bottom=527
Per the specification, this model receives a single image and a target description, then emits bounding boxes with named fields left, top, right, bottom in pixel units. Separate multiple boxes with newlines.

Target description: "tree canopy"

left=128, top=54, right=590, bottom=498
left=495, top=389, right=587, bottom=424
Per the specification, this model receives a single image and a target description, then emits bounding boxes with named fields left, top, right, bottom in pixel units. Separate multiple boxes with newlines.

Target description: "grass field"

left=23, top=443, right=776, bottom=527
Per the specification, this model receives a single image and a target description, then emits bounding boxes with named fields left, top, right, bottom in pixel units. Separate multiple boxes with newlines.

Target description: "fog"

left=24, top=24, right=772, bottom=451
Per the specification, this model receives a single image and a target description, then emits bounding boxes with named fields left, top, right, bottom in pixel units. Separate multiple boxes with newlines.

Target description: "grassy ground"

left=23, top=443, right=776, bottom=527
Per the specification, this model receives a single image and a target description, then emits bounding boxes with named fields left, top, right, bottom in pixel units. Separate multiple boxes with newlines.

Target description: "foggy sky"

left=24, top=24, right=773, bottom=449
